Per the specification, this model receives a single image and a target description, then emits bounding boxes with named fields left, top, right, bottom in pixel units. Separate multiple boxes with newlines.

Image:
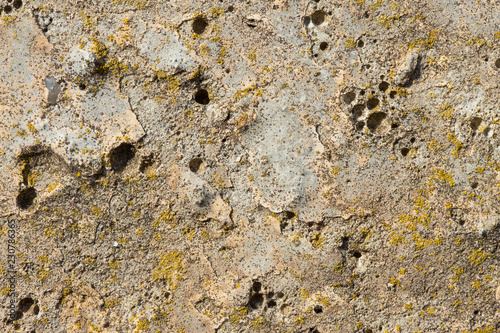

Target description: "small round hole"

left=359, top=90, right=365, bottom=96
left=401, top=148, right=410, bottom=156
left=4, top=5, right=13, bottom=13
left=267, top=300, right=277, bottom=307
left=410, top=137, right=416, bottom=143
left=471, top=182, right=478, bottom=189
left=353, top=251, right=361, bottom=258
left=367, top=112, right=387, bottom=132
left=495, top=58, right=500, bottom=69
left=192, top=17, right=208, bottom=34
left=109, top=143, right=135, bottom=172
left=319, top=42, right=328, bottom=51
left=194, top=89, right=210, bottom=105
left=227, top=5, right=234, bottom=12
left=378, top=81, right=389, bottom=92
left=189, top=158, right=203, bottom=173
left=389, top=90, right=397, bottom=98
left=17, top=187, right=36, bottom=209
left=342, top=91, right=356, bottom=104
left=470, top=117, right=482, bottom=131
left=391, top=122, right=399, bottom=129
left=13, top=0, right=22, bottom=9
left=311, top=10, right=326, bottom=25
left=249, top=294, right=264, bottom=309
left=356, top=121, right=365, bottom=131
left=357, top=40, right=364, bottom=48
left=313, top=305, right=323, bottom=313
left=252, top=281, right=262, bottom=292
left=366, top=98, right=379, bottom=110
left=283, top=211, right=296, bottom=219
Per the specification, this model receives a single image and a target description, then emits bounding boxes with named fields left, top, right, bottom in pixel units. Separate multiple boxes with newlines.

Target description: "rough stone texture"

left=0, top=0, right=500, bottom=332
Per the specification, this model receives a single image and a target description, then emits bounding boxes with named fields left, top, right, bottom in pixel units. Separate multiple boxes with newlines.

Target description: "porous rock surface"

left=1, top=0, right=500, bottom=332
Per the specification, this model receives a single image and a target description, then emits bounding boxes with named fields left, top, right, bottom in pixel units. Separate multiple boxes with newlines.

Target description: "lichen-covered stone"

left=1, top=0, right=500, bottom=332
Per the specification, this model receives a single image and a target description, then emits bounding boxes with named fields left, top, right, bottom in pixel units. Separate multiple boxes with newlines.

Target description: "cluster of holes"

left=303, top=10, right=326, bottom=27
left=248, top=281, right=285, bottom=311
left=10, top=297, right=38, bottom=324
left=468, top=116, right=491, bottom=137
left=109, top=143, right=135, bottom=173
left=248, top=281, right=264, bottom=309
left=1, top=0, right=22, bottom=15
left=400, top=137, right=416, bottom=157
left=343, top=89, right=386, bottom=132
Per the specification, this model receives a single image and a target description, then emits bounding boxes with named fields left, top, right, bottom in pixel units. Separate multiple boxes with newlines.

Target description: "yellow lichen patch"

left=155, top=71, right=180, bottom=93
left=234, top=84, right=257, bottom=101
left=90, top=38, right=108, bottom=59
left=211, top=7, right=225, bottom=18
left=370, top=0, right=384, bottom=11
left=2, top=16, right=16, bottom=26
left=299, top=288, right=309, bottom=299
left=377, top=14, right=400, bottom=29
left=468, top=249, right=493, bottom=266
left=412, top=234, right=442, bottom=251
left=229, top=307, right=248, bottom=324
left=136, top=318, right=149, bottom=331
left=332, top=261, right=344, bottom=274
left=152, top=251, right=184, bottom=291
left=388, top=231, right=407, bottom=245
left=430, top=169, right=455, bottom=186
left=438, top=103, right=454, bottom=120
left=247, top=47, right=257, bottom=63
left=109, top=259, right=120, bottom=270
left=27, top=123, right=37, bottom=133
left=451, top=266, right=464, bottom=283
left=250, top=316, right=267, bottom=329
left=345, top=39, right=357, bottom=49
left=446, top=132, right=463, bottom=158
left=310, top=233, right=325, bottom=248
left=408, top=30, right=439, bottom=50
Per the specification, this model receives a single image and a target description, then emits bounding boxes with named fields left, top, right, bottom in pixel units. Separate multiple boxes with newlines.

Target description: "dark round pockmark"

left=13, top=0, right=22, bottom=10
left=17, top=187, right=36, bottom=209
left=379, top=81, right=389, bottom=92
left=194, top=89, right=210, bottom=105
left=192, top=17, right=208, bottom=34
left=189, top=158, right=203, bottom=173
left=311, top=10, right=325, bottom=25
left=109, top=143, right=135, bottom=173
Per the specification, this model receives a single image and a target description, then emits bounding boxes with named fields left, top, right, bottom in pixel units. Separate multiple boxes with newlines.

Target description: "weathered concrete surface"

left=1, top=0, right=500, bottom=332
